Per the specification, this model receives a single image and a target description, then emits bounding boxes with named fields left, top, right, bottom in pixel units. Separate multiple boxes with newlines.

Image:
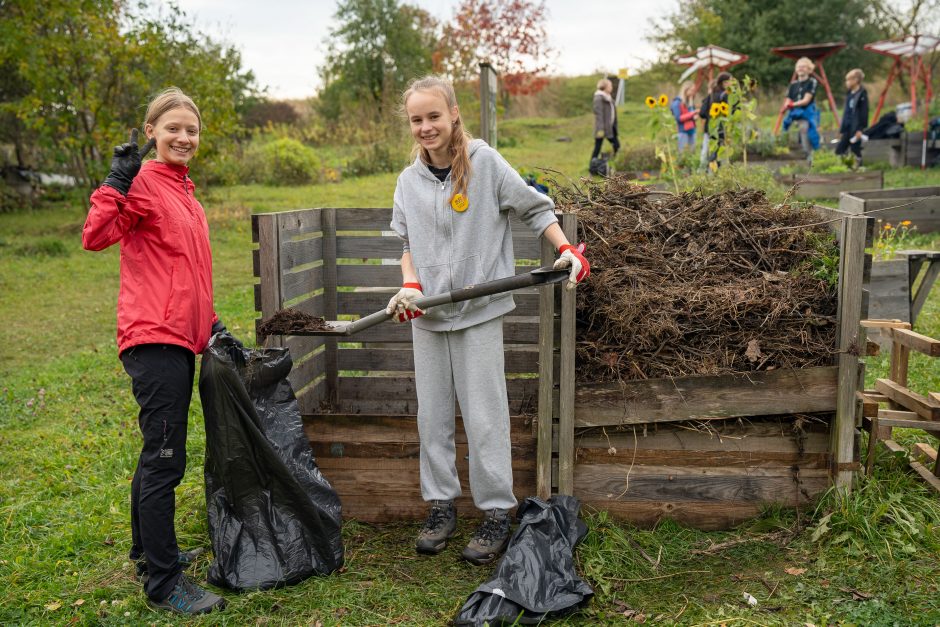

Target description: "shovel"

left=283, top=266, right=570, bottom=337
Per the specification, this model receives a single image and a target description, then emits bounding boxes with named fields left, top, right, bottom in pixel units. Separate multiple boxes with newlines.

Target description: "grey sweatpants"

left=412, top=316, right=517, bottom=512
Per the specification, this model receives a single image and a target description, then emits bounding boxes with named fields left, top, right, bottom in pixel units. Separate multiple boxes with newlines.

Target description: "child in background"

left=835, top=68, right=869, bottom=167
left=82, top=88, right=233, bottom=615
left=783, top=57, right=820, bottom=164
left=699, top=72, right=731, bottom=167
left=388, top=76, right=590, bottom=565
left=671, top=81, right=698, bottom=153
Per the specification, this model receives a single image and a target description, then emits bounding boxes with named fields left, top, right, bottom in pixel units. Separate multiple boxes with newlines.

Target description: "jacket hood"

left=410, top=138, right=489, bottom=182
left=595, top=90, right=613, bottom=102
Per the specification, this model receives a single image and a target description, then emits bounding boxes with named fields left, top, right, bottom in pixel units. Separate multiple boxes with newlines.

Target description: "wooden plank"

left=336, top=235, right=408, bottom=259
left=831, top=215, right=867, bottom=488
left=279, top=237, right=323, bottom=271
left=303, top=414, right=535, bottom=444
left=875, top=378, right=940, bottom=421
left=336, top=346, right=539, bottom=373
left=889, top=327, right=940, bottom=357
left=573, top=366, right=839, bottom=427
left=335, top=376, right=539, bottom=401
left=310, top=440, right=536, bottom=460
left=536, top=234, right=555, bottom=499
left=328, top=317, right=540, bottom=344
left=857, top=391, right=878, bottom=417
left=257, top=215, right=283, bottom=339
left=575, top=447, right=829, bottom=468
left=322, top=208, right=339, bottom=402
left=911, top=443, right=938, bottom=470
left=274, top=208, right=322, bottom=238
left=573, top=464, right=829, bottom=503
left=556, top=213, right=576, bottom=496
left=289, top=351, right=325, bottom=392
left=579, top=500, right=774, bottom=531
left=910, top=258, right=940, bottom=322
left=280, top=265, right=324, bottom=303
left=333, top=207, right=392, bottom=230
left=295, top=378, right=326, bottom=415
left=864, top=413, right=940, bottom=433
left=883, top=439, right=940, bottom=494
left=865, top=340, right=880, bottom=357
left=335, top=264, right=549, bottom=288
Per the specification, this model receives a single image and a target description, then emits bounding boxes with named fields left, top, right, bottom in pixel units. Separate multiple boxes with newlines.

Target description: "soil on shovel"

left=257, top=308, right=333, bottom=339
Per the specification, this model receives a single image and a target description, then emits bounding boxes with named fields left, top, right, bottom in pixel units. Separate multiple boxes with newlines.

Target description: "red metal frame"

left=771, top=42, right=846, bottom=134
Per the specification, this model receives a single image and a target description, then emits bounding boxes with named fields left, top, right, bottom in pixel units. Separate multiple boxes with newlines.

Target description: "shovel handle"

left=341, top=266, right=568, bottom=336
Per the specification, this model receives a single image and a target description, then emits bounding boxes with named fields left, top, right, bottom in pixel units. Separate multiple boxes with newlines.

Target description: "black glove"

left=101, top=129, right=155, bottom=196
left=211, top=319, right=246, bottom=367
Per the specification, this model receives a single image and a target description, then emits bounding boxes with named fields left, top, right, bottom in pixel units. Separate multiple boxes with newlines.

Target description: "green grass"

left=2, top=112, right=940, bottom=624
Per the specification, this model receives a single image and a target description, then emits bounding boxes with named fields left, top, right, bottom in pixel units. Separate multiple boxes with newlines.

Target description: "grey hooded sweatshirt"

left=391, top=139, right=558, bottom=332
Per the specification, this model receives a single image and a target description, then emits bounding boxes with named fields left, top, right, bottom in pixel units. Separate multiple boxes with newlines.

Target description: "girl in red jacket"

left=82, top=87, right=228, bottom=615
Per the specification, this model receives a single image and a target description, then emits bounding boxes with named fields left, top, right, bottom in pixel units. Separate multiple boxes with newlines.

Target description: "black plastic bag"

left=455, top=495, right=594, bottom=626
left=199, top=333, right=344, bottom=591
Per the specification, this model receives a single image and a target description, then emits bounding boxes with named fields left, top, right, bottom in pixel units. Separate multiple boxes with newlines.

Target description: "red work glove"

left=553, top=242, right=590, bottom=290
left=385, top=282, right=425, bottom=323
left=785, top=101, right=794, bottom=110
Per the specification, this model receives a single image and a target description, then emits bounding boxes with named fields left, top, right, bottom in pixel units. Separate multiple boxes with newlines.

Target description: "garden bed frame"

left=251, top=204, right=871, bottom=529
left=840, top=185, right=940, bottom=234
left=777, top=170, right=884, bottom=199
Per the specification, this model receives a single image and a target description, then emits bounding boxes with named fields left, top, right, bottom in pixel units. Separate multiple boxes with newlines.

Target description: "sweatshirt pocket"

left=415, top=254, right=490, bottom=321
left=451, top=254, right=491, bottom=318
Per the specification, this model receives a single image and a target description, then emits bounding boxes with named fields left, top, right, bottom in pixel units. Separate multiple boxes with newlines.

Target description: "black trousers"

left=835, top=132, right=863, bottom=160
left=591, top=122, right=620, bottom=159
left=121, top=344, right=195, bottom=601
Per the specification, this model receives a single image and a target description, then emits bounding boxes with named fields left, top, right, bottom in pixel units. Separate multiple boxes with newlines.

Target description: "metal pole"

left=479, top=62, right=498, bottom=147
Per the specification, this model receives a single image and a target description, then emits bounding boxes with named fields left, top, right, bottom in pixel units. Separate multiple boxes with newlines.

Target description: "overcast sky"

left=177, top=0, right=673, bottom=99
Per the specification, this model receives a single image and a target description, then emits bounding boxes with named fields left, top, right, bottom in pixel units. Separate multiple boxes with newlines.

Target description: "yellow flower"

left=719, top=102, right=730, bottom=115
left=658, top=94, right=669, bottom=106
left=645, top=96, right=656, bottom=108
left=901, top=220, right=912, bottom=226
left=709, top=103, right=720, bottom=118
left=883, top=223, right=892, bottom=230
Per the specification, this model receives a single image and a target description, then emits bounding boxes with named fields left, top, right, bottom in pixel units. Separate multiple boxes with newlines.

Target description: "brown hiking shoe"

left=461, top=510, right=511, bottom=565
left=416, top=500, right=457, bottom=555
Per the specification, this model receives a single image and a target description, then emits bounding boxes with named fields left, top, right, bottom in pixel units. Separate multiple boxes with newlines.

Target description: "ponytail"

left=403, top=76, right=472, bottom=203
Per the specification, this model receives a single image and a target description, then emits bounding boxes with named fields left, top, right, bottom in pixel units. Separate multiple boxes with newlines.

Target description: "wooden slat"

left=322, top=208, right=339, bottom=402
left=275, top=208, right=322, bottom=238
left=336, top=346, right=539, bottom=373
left=333, top=208, right=392, bottom=230
left=858, top=391, right=878, bottom=417
left=883, top=439, right=940, bottom=494
left=335, top=376, right=538, bottom=402
left=326, top=317, right=540, bottom=344
left=310, top=440, right=536, bottom=460
left=337, top=289, right=542, bottom=317
left=576, top=447, right=829, bottom=468
left=335, top=263, right=547, bottom=288
left=863, top=413, right=940, bottom=433
left=573, top=366, right=839, bottom=427
left=536, top=234, right=555, bottom=499
left=336, top=235, right=408, bottom=259
left=888, top=327, right=940, bottom=357
left=579, top=500, right=777, bottom=531
left=557, top=213, right=577, bottom=495
left=303, top=413, right=535, bottom=444
left=832, top=215, right=868, bottom=488
left=288, top=351, right=325, bottom=392
left=257, top=214, right=282, bottom=320
left=279, top=237, right=323, bottom=271
left=280, top=266, right=324, bottom=303
left=874, top=378, right=940, bottom=421
left=910, top=258, right=940, bottom=321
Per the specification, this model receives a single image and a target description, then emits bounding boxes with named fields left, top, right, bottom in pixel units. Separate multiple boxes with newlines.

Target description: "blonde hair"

left=144, top=87, right=202, bottom=130
left=597, top=78, right=612, bottom=91
left=796, top=57, right=815, bottom=73
left=403, top=76, right=472, bottom=203
left=679, top=81, right=696, bottom=101
left=847, top=68, right=864, bottom=82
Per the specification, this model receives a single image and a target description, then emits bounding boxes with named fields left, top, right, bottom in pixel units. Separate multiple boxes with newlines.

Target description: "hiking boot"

left=136, top=547, right=205, bottom=585
left=150, top=574, right=226, bottom=615
left=415, top=500, right=457, bottom=555
left=461, top=510, right=511, bottom=565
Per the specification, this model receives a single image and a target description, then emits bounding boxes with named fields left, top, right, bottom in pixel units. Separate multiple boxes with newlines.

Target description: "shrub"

left=678, top=164, right=788, bottom=203
left=344, top=142, right=404, bottom=178
left=614, top=143, right=660, bottom=173
left=246, top=138, right=322, bottom=186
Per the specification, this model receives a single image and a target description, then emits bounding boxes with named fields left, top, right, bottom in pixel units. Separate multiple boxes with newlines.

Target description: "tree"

left=0, top=0, right=254, bottom=190
left=437, top=0, right=553, bottom=106
left=648, top=0, right=887, bottom=91
left=317, top=0, right=437, bottom=121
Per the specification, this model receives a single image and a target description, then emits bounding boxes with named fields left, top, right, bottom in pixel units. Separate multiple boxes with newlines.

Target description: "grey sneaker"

left=416, top=500, right=457, bottom=555
left=150, top=574, right=226, bottom=615
left=461, top=510, right=511, bottom=565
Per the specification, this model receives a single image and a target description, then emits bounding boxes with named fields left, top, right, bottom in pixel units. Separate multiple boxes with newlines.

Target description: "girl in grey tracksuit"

left=388, top=76, right=590, bottom=565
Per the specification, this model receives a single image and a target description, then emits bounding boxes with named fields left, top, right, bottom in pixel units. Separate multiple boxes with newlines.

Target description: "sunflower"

left=709, top=103, right=720, bottom=118
left=901, top=220, right=912, bottom=226
left=645, top=96, right=656, bottom=108
left=658, top=94, right=669, bottom=106
left=719, top=102, right=730, bottom=115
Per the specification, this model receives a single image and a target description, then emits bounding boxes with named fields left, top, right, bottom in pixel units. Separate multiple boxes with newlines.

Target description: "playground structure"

left=865, top=35, right=939, bottom=169
left=771, top=42, right=846, bottom=134
left=674, top=45, right=748, bottom=95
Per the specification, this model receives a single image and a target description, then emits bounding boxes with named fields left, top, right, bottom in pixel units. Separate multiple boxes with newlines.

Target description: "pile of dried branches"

left=554, top=177, right=839, bottom=382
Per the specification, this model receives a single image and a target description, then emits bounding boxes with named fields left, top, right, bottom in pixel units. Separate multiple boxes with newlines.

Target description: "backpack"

left=589, top=157, right=608, bottom=177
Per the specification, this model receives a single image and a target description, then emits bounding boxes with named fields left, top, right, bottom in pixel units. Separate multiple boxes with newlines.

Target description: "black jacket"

left=840, top=87, right=869, bottom=136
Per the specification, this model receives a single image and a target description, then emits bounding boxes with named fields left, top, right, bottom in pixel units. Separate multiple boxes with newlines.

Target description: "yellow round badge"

left=450, top=193, right=469, bottom=212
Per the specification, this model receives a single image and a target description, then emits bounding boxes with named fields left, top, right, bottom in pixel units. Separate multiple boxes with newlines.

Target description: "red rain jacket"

left=83, top=160, right=217, bottom=356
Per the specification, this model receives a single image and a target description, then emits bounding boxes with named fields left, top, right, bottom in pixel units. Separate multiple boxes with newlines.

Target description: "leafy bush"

left=746, top=128, right=791, bottom=157
left=614, top=143, right=659, bottom=173
left=678, top=164, right=788, bottom=203
left=344, top=142, right=404, bottom=178
left=245, top=138, right=322, bottom=186
left=780, top=150, right=856, bottom=175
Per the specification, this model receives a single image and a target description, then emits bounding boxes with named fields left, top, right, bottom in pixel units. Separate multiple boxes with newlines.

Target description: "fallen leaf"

left=820, top=579, right=830, bottom=588
left=72, top=599, right=85, bottom=607
left=44, top=601, right=62, bottom=612
left=840, top=587, right=873, bottom=601
left=745, top=339, right=762, bottom=363
left=784, top=567, right=806, bottom=576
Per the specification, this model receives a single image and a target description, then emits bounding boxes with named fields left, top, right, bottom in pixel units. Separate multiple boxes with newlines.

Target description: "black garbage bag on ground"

left=455, top=495, right=594, bottom=626
left=199, top=333, right=344, bottom=591
left=864, top=111, right=904, bottom=140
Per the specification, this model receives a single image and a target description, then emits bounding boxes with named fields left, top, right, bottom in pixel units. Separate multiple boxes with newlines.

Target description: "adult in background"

left=699, top=72, right=732, bottom=168
left=82, top=87, right=236, bottom=615
left=671, top=81, right=699, bottom=153
left=591, top=78, right=620, bottom=163
left=782, top=57, right=820, bottom=165
left=835, top=68, right=869, bottom=167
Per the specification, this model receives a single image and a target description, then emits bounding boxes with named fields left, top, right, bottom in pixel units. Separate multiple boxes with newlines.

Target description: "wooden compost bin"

left=777, top=170, right=884, bottom=199
left=252, top=205, right=871, bottom=529
left=840, top=186, right=940, bottom=234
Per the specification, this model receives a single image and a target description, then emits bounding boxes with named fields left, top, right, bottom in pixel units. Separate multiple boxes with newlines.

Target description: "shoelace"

left=423, top=506, right=450, bottom=533
left=167, top=577, right=206, bottom=612
left=473, top=516, right=508, bottom=543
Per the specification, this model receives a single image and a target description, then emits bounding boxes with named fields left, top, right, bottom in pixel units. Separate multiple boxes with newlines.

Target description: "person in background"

left=389, top=75, right=590, bottom=566
left=591, top=78, right=620, bottom=161
left=698, top=72, right=731, bottom=168
left=835, top=68, right=869, bottom=167
left=782, top=57, right=820, bottom=164
left=671, top=81, right=698, bottom=153
left=82, top=87, right=233, bottom=615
